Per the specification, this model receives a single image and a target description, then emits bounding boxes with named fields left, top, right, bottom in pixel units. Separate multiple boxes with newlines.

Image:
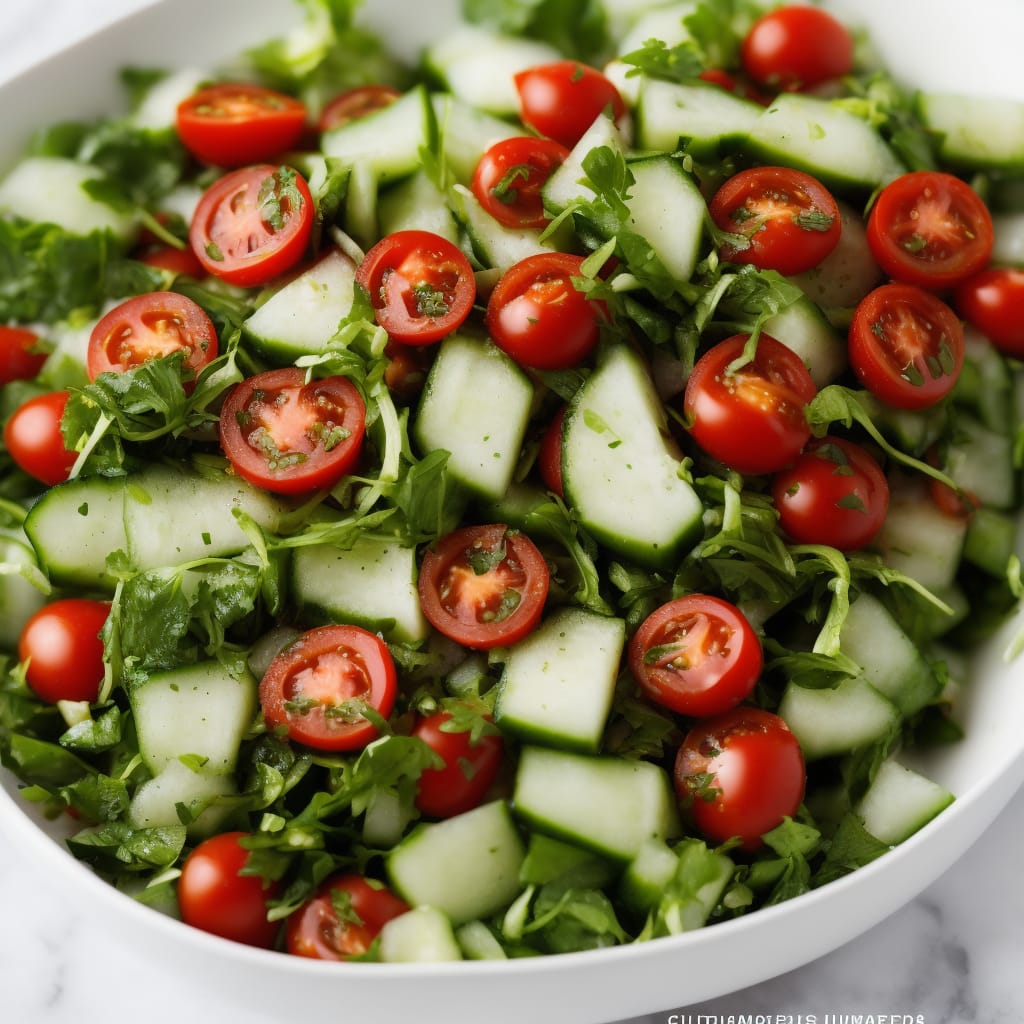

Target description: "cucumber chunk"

left=917, top=92, right=1024, bottom=171
left=856, top=759, right=955, bottom=846
left=379, top=906, right=463, bottom=963
left=562, top=344, right=703, bottom=569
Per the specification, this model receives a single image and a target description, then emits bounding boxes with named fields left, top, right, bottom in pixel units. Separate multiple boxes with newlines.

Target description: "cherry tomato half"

left=866, top=171, right=994, bottom=290
left=0, top=325, right=47, bottom=384
left=418, top=524, right=550, bottom=650
left=178, top=832, right=281, bottom=948
left=740, top=5, right=854, bottom=91
left=190, top=164, right=314, bottom=287
left=771, top=436, right=890, bottom=551
left=471, top=136, right=570, bottom=230
left=218, top=367, right=366, bottom=495
left=355, top=230, right=476, bottom=345
left=710, top=166, right=841, bottom=276
left=318, top=85, right=402, bottom=133
left=87, top=291, right=219, bottom=385
left=259, top=624, right=397, bottom=752
left=412, top=710, right=505, bottom=818
left=486, top=252, right=604, bottom=370
left=675, top=707, right=806, bottom=850
left=4, top=390, right=77, bottom=486
left=286, top=874, right=409, bottom=960
left=683, top=334, right=817, bottom=475
left=628, top=595, right=763, bottom=719
left=848, top=283, right=964, bottom=410
left=176, top=83, right=307, bottom=167
left=514, top=61, right=626, bottom=149
left=537, top=405, right=567, bottom=498
left=955, top=267, right=1024, bottom=358
left=18, top=598, right=110, bottom=704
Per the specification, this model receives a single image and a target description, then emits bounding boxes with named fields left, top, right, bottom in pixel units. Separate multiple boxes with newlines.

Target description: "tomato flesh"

left=286, top=874, right=409, bottom=959
left=176, top=84, right=307, bottom=167
left=866, top=171, right=994, bottom=290
left=259, top=624, right=397, bottom=752
left=413, top=710, right=505, bottom=818
left=848, top=283, right=964, bottom=410
left=190, top=164, right=314, bottom=287
left=87, top=291, right=218, bottom=385
left=486, top=252, right=604, bottom=370
left=683, top=333, right=817, bottom=475
left=356, top=230, right=476, bottom=345
left=18, top=598, right=110, bottom=704
left=318, top=85, right=401, bottom=132
left=418, top=524, right=550, bottom=650
left=675, top=707, right=806, bottom=850
left=772, top=436, right=890, bottom=551
left=628, top=595, right=763, bottom=718
left=219, top=367, right=366, bottom=495
left=4, top=390, right=77, bottom=486
left=710, top=166, right=841, bottom=276
left=178, top=832, right=281, bottom=948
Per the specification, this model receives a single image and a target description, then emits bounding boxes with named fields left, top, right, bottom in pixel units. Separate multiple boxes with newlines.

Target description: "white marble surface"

left=1, top=3, right=1024, bottom=1023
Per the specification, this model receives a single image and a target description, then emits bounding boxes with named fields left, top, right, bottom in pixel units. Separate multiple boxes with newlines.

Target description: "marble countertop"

left=1, top=2, right=1023, bottom=1022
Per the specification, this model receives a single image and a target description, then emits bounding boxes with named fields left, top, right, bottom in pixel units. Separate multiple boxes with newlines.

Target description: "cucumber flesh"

left=856, top=758, right=954, bottom=845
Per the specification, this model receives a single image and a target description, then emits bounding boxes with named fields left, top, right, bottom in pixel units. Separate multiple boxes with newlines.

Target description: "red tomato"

left=848, top=283, right=964, bottom=410
left=190, top=164, right=314, bottom=287
left=0, top=326, right=47, bottom=384
left=18, top=598, right=110, bottom=704
left=176, top=84, right=307, bottom=167
left=683, top=333, right=817, bottom=475
left=675, top=707, right=806, bottom=850
left=218, top=367, right=366, bottom=495
left=709, top=166, right=842, bottom=276
left=418, top=524, right=550, bottom=650
left=87, top=291, right=218, bottom=385
left=514, top=61, right=626, bottom=148
left=740, top=5, right=854, bottom=91
left=486, top=252, right=604, bottom=370
left=355, top=230, right=475, bottom=345
left=259, top=624, right=397, bottom=752
left=137, top=244, right=205, bottom=278
left=955, top=267, right=1024, bottom=358
left=537, top=405, right=566, bottom=498
left=471, top=136, right=570, bottom=230
left=412, top=710, right=505, bottom=818
left=178, top=832, right=280, bottom=948
left=286, top=874, right=409, bottom=960
left=4, top=391, right=77, bottom=486
left=383, top=339, right=433, bottom=400
left=866, top=171, right=994, bottom=290
left=771, top=436, right=890, bottom=551
left=628, top=595, right=763, bottom=718
left=318, top=85, right=402, bottom=133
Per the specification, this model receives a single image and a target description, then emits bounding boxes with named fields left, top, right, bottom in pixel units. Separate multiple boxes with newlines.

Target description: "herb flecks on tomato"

left=259, top=624, right=397, bottom=752
left=471, top=136, right=570, bottom=230
left=219, top=367, right=366, bottom=494
left=418, top=524, right=550, bottom=650
left=629, top=595, right=763, bottom=718
left=356, top=230, right=475, bottom=345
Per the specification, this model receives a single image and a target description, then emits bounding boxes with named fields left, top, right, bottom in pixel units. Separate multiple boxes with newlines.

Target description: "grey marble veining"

left=0, top=3, right=1023, bottom=1023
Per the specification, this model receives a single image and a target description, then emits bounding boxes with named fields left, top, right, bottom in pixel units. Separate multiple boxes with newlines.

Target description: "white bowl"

left=1, top=2, right=1023, bottom=1022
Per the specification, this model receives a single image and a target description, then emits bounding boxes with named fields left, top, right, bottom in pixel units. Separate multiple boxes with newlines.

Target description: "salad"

left=0, top=0, right=1022, bottom=966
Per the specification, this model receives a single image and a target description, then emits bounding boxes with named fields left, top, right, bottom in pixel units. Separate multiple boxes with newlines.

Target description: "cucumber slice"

left=778, top=676, right=900, bottom=761
left=856, top=758, right=955, bottom=846
left=0, top=156, right=137, bottom=239
left=494, top=607, right=626, bottom=753
left=431, top=93, right=521, bottom=185
left=513, top=745, right=681, bottom=861
left=243, top=249, right=358, bottom=365
left=387, top=800, right=526, bottom=924
left=379, top=906, right=463, bottom=963
left=450, top=183, right=557, bottom=272
left=0, top=535, right=47, bottom=648
left=291, top=536, right=429, bottom=644
left=543, top=112, right=627, bottom=214
left=128, top=760, right=236, bottom=838
left=763, top=293, right=846, bottom=388
left=130, top=659, right=258, bottom=775
left=742, top=93, right=905, bottom=194
left=562, top=344, right=703, bottom=569
left=945, top=415, right=1017, bottom=510
left=917, top=92, right=1024, bottom=171
left=378, top=171, right=459, bottom=243
left=413, top=333, right=535, bottom=501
